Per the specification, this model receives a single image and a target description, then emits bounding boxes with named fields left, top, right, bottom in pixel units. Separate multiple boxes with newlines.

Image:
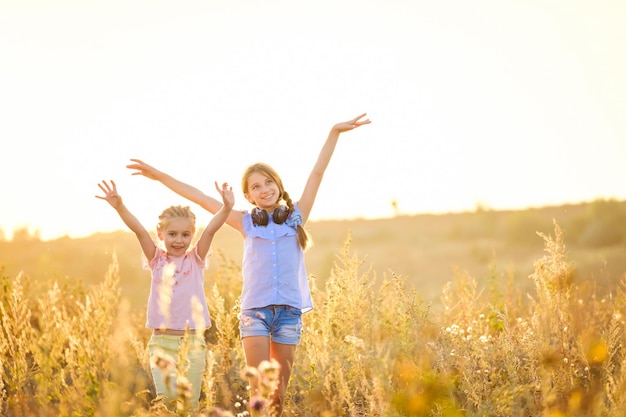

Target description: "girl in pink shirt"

left=127, top=113, right=371, bottom=415
left=96, top=179, right=233, bottom=411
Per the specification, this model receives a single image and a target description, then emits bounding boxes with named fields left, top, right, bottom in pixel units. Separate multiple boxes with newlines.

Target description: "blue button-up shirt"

left=241, top=204, right=313, bottom=312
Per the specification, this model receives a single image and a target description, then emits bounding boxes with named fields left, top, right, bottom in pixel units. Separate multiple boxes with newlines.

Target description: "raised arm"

left=95, top=180, right=156, bottom=260
left=196, top=181, right=235, bottom=259
left=298, top=113, right=371, bottom=222
left=127, top=159, right=244, bottom=233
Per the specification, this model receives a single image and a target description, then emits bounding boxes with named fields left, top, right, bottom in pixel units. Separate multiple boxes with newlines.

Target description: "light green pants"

left=148, top=334, right=207, bottom=411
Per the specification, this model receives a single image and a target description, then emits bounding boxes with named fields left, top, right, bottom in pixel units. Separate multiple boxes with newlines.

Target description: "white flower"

left=344, top=335, right=366, bottom=350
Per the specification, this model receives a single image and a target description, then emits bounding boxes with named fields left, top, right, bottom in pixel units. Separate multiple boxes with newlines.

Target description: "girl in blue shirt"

left=127, top=113, right=371, bottom=414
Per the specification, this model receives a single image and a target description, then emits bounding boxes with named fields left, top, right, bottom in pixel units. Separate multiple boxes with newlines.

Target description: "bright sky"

left=1, top=0, right=625, bottom=241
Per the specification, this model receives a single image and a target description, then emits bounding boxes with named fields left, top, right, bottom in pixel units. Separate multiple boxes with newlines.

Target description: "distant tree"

left=576, top=199, right=626, bottom=247
left=391, top=199, right=399, bottom=217
left=505, top=210, right=552, bottom=245
left=474, top=201, right=492, bottom=213
left=11, top=227, right=41, bottom=242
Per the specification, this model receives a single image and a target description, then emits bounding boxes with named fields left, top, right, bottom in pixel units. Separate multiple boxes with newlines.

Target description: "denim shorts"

left=239, top=305, right=303, bottom=345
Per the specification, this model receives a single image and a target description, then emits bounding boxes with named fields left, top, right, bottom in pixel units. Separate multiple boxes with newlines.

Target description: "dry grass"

left=1, top=221, right=626, bottom=416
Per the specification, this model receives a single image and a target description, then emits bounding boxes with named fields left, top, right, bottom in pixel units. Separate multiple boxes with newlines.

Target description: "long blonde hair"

left=241, top=163, right=311, bottom=250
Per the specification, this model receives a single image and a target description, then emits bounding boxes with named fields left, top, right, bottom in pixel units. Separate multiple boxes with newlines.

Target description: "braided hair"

left=157, top=205, right=196, bottom=234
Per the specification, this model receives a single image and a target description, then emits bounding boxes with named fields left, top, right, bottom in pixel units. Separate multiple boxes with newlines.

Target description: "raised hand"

left=95, top=180, right=123, bottom=209
left=214, top=181, right=235, bottom=209
left=197, top=181, right=236, bottom=252
left=96, top=179, right=155, bottom=258
left=126, top=159, right=161, bottom=180
left=331, top=113, right=371, bottom=133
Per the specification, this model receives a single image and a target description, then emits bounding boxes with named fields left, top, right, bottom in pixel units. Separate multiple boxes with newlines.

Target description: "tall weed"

left=0, top=224, right=625, bottom=416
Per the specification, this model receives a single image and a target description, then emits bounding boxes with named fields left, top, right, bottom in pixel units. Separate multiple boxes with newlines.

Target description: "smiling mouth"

left=259, top=192, right=277, bottom=204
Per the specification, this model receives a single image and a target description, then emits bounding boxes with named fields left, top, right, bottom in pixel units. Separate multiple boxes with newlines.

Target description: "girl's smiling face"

left=158, top=217, right=194, bottom=256
left=245, top=171, right=281, bottom=211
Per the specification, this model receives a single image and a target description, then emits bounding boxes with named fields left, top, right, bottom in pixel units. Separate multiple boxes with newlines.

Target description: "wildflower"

left=240, top=366, right=260, bottom=381
left=258, top=358, right=280, bottom=376
left=177, top=375, right=192, bottom=399
left=479, top=335, right=489, bottom=343
left=259, top=376, right=279, bottom=396
left=191, top=296, right=206, bottom=337
left=257, top=360, right=280, bottom=396
left=344, top=335, right=365, bottom=350
left=249, top=396, right=266, bottom=412
left=446, top=324, right=460, bottom=335
left=152, top=349, right=175, bottom=373
left=203, top=407, right=236, bottom=417
left=158, top=263, right=176, bottom=322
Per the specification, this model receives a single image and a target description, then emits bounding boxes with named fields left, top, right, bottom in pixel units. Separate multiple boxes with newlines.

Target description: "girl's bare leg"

left=242, top=336, right=296, bottom=416
left=269, top=341, right=296, bottom=416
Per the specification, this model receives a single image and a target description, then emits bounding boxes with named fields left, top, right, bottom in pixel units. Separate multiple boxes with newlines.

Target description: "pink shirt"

left=144, top=245, right=211, bottom=330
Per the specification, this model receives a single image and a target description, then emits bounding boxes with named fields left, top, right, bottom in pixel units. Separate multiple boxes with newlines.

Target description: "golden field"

left=1, top=199, right=626, bottom=416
